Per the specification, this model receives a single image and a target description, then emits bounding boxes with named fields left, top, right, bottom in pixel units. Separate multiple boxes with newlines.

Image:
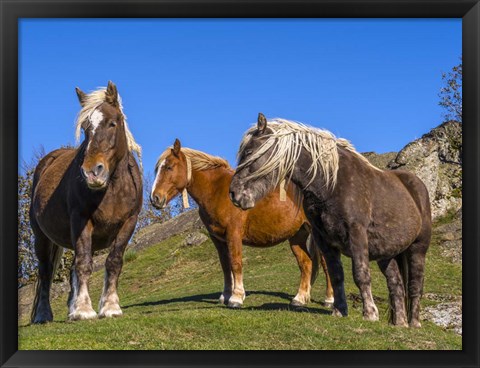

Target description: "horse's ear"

left=172, top=138, right=181, bottom=157
left=105, top=81, right=119, bottom=107
left=75, top=87, right=87, bottom=107
left=257, top=112, right=267, bottom=133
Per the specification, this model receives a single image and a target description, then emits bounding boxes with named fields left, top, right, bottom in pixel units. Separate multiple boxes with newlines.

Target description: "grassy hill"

left=18, top=210, right=462, bottom=350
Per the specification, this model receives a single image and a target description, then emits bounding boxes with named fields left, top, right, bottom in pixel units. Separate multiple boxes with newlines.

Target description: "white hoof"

left=227, top=294, right=244, bottom=308
left=99, top=305, right=123, bottom=319
left=292, top=293, right=310, bottom=307
left=68, top=307, right=98, bottom=321
left=363, top=305, right=379, bottom=321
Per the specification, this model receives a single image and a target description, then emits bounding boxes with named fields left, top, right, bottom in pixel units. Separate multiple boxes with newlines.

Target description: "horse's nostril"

left=94, top=163, right=104, bottom=177
left=229, top=191, right=235, bottom=202
left=153, top=195, right=160, bottom=205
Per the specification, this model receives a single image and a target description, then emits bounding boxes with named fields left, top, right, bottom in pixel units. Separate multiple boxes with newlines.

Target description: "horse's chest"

left=91, top=194, right=135, bottom=225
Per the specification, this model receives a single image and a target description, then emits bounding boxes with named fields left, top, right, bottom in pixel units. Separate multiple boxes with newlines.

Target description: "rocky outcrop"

left=131, top=209, right=205, bottom=251
left=362, top=152, right=397, bottom=170
left=364, top=121, right=462, bottom=220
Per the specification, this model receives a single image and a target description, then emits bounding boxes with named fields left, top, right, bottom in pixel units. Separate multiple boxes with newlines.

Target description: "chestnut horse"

left=230, top=114, right=431, bottom=327
left=150, top=139, right=333, bottom=309
left=30, top=82, right=143, bottom=323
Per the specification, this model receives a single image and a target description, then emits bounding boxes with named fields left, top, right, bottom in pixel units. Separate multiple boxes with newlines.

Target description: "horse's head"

left=230, top=113, right=278, bottom=210
left=75, top=81, right=129, bottom=190
left=150, top=139, right=190, bottom=209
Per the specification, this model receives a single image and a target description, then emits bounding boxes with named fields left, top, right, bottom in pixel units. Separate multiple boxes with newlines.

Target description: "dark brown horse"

left=150, top=139, right=333, bottom=308
left=30, top=81, right=143, bottom=323
left=230, top=114, right=431, bottom=327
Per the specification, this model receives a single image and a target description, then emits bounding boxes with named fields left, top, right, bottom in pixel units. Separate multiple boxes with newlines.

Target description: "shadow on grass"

left=123, top=289, right=331, bottom=315
left=244, top=302, right=331, bottom=315
left=123, top=292, right=221, bottom=309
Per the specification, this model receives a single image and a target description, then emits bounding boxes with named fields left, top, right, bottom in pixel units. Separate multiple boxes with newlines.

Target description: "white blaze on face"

left=89, top=109, right=104, bottom=135
left=151, top=160, right=166, bottom=200
left=86, top=109, right=104, bottom=151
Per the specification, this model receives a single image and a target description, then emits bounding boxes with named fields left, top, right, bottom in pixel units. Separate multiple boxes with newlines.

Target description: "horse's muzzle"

left=229, top=190, right=255, bottom=210
left=151, top=194, right=167, bottom=209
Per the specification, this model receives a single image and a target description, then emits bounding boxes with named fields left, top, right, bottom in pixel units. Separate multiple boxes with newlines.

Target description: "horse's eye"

left=109, top=121, right=117, bottom=128
left=166, top=166, right=173, bottom=171
left=245, top=149, right=253, bottom=155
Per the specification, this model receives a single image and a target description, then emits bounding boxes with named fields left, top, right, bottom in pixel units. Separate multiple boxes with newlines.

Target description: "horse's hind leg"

left=377, top=258, right=408, bottom=327
left=31, top=229, right=59, bottom=324
left=288, top=227, right=313, bottom=307
left=99, top=215, right=138, bottom=318
left=405, top=240, right=429, bottom=328
left=349, top=224, right=378, bottom=321
left=212, top=237, right=233, bottom=305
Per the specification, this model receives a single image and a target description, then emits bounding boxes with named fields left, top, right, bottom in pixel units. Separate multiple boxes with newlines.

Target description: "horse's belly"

left=366, top=225, right=419, bottom=260
left=33, top=197, right=73, bottom=249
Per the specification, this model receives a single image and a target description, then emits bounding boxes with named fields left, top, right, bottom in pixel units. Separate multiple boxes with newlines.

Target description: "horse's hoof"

left=363, top=306, right=379, bottom=321
left=323, top=301, right=334, bottom=308
left=409, top=320, right=422, bottom=328
left=32, top=315, right=53, bottom=324
left=290, top=299, right=307, bottom=308
left=32, top=310, right=53, bottom=324
left=99, top=307, right=123, bottom=319
left=227, top=301, right=243, bottom=309
left=394, top=321, right=409, bottom=328
left=68, top=308, right=98, bottom=321
left=332, top=308, right=347, bottom=317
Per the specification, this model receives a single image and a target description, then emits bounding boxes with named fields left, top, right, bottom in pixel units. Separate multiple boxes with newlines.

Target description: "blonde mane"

left=237, top=118, right=381, bottom=190
left=155, top=147, right=230, bottom=173
left=74, top=87, right=142, bottom=166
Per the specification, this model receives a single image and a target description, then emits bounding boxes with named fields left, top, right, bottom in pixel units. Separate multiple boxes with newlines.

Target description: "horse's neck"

left=291, top=145, right=365, bottom=200
left=291, top=146, right=335, bottom=200
left=108, top=152, right=140, bottom=195
left=187, top=167, right=229, bottom=209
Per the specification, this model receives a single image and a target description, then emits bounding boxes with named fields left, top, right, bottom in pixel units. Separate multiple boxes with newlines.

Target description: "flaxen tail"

left=388, top=252, right=410, bottom=324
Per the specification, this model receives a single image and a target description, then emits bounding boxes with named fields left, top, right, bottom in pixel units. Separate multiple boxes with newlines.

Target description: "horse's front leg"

left=211, top=237, right=233, bottom=305
left=68, top=218, right=97, bottom=321
left=226, top=230, right=245, bottom=309
left=99, top=215, right=138, bottom=318
left=349, top=224, right=378, bottom=321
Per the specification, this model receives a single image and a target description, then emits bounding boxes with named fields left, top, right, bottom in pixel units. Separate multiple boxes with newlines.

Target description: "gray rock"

left=131, top=209, right=205, bottom=251
left=182, top=232, right=209, bottom=247
left=364, top=121, right=462, bottom=220
left=421, top=301, right=462, bottom=335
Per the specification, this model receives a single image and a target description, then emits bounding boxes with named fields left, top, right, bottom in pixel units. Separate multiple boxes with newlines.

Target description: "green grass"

left=19, top=225, right=462, bottom=350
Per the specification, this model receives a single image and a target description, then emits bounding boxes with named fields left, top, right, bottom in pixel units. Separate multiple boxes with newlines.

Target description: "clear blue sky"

left=19, top=19, right=461, bottom=176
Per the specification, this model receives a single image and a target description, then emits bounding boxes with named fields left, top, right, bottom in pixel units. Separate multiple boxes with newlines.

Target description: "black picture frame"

left=1, top=1, right=478, bottom=367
